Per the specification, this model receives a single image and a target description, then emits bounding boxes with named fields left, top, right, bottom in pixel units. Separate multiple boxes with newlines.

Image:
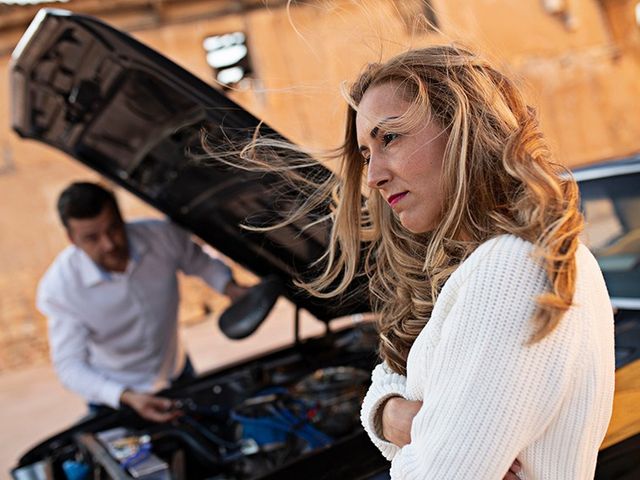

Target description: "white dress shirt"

left=37, top=220, right=232, bottom=408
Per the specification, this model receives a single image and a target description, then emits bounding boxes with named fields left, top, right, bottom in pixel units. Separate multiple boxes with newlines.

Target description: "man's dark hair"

left=57, top=182, right=122, bottom=229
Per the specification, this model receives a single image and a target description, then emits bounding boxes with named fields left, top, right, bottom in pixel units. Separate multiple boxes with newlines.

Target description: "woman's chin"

left=399, top=215, right=432, bottom=235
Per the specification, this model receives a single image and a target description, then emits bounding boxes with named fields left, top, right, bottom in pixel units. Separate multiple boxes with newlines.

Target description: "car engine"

left=13, top=324, right=386, bottom=480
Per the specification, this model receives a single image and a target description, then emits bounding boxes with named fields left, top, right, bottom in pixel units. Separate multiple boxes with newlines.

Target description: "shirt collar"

left=77, top=223, right=150, bottom=287
left=77, top=249, right=110, bottom=287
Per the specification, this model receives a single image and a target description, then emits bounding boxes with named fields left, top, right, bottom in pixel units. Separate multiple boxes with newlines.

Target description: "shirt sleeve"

left=360, top=362, right=407, bottom=460
left=37, top=289, right=126, bottom=409
left=163, top=222, right=232, bottom=293
left=390, top=237, right=579, bottom=479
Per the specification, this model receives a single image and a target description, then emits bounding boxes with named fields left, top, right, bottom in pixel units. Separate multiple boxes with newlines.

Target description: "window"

left=203, top=32, right=253, bottom=89
left=579, top=172, right=640, bottom=299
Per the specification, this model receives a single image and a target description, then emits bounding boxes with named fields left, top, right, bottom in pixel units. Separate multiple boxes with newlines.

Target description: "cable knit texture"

left=360, top=234, right=615, bottom=479
left=361, top=362, right=407, bottom=459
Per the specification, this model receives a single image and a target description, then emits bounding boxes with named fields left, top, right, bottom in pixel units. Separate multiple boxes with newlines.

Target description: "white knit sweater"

left=360, top=235, right=615, bottom=479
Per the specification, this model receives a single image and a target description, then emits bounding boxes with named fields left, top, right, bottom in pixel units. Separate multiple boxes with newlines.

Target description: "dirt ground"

left=0, top=299, right=343, bottom=479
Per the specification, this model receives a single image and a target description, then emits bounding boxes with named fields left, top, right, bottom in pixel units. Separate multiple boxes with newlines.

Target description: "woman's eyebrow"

left=370, top=116, right=399, bottom=138
left=359, top=116, right=400, bottom=149
left=357, top=126, right=378, bottom=152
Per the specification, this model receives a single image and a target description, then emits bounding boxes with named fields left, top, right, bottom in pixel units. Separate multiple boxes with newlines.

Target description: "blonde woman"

left=223, top=45, right=615, bottom=479
left=346, top=46, right=615, bottom=480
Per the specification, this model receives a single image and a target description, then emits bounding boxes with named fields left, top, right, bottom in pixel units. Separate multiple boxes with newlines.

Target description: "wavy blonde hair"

left=208, top=44, right=583, bottom=376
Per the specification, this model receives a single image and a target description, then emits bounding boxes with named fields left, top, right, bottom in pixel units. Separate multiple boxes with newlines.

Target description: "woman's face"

left=355, top=82, right=448, bottom=234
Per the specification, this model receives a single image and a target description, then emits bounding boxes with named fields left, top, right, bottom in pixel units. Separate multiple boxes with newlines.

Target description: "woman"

left=223, top=45, right=614, bottom=479
left=349, top=46, right=614, bottom=479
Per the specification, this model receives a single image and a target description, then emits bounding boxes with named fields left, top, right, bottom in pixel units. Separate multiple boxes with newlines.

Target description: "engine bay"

left=13, top=323, right=387, bottom=480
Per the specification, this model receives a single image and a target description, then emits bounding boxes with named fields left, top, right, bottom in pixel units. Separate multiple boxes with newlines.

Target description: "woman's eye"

left=361, top=152, right=370, bottom=166
left=382, top=132, right=399, bottom=146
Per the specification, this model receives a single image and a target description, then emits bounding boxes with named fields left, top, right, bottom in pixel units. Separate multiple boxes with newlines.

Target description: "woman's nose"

left=366, top=156, right=390, bottom=189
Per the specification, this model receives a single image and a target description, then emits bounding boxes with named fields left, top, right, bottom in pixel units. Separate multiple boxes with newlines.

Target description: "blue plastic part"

left=62, top=460, right=90, bottom=480
left=232, top=402, right=333, bottom=450
left=235, top=414, right=290, bottom=445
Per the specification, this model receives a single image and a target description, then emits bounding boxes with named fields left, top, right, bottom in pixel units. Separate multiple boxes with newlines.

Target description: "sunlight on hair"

left=199, top=7, right=583, bottom=376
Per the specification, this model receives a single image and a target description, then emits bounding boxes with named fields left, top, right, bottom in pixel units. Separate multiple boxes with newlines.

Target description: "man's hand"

left=380, top=396, right=522, bottom=479
left=119, top=390, right=181, bottom=423
left=223, top=279, right=249, bottom=302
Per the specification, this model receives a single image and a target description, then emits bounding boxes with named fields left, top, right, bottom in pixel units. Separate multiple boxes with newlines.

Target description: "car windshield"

left=579, top=172, right=640, bottom=300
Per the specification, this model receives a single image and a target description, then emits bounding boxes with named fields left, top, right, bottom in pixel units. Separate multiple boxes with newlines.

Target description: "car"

left=9, top=9, right=640, bottom=480
left=573, top=158, right=640, bottom=479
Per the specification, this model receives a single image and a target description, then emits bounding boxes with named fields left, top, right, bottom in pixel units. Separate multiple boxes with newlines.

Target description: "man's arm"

left=223, top=278, right=249, bottom=302
left=41, top=293, right=183, bottom=421
left=39, top=292, right=126, bottom=408
left=164, top=222, right=245, bottom=296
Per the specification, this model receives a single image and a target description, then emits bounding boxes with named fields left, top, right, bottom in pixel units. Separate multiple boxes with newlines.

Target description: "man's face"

left=66, top=205, right=129, bottom=272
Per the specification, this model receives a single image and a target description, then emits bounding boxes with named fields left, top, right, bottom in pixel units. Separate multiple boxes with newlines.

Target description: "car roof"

left=572, top=154, right=640, bottom=182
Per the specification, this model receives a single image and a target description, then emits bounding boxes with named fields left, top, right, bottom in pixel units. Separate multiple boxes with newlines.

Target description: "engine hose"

left=147, top=426, right=222, bottom=469
left=177, top=414, right=238, bottom=449
left=276, top=407, right=332, bottom=447
left=232, top=406, right=333, bottom=449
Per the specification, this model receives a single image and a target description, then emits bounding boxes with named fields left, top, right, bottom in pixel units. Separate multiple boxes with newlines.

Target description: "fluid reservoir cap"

left=62, top=460, right=91, bottom=480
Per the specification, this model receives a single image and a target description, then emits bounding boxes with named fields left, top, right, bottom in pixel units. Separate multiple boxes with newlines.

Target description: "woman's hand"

left=381, top=396, right=422, bottom=447
left=504, top=459, right=522, bottom=479
left=380, top=397, right=522, bottom=478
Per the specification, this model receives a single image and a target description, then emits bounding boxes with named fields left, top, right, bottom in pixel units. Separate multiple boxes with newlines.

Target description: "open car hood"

left=10, top=9, right=370, bottom=322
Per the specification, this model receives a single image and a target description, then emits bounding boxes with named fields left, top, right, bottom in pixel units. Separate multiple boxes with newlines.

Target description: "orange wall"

left=122, top=0, right=640, bottom=164
left=0, top=0, right=639, bottom=371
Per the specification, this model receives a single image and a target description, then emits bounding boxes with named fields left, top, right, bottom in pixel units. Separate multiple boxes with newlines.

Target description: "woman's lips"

left=387, top=192, right=408, bottom=207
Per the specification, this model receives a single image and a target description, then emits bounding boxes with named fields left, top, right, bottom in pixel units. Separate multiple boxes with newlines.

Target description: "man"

left=37, top=182, right=247, bottom=422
